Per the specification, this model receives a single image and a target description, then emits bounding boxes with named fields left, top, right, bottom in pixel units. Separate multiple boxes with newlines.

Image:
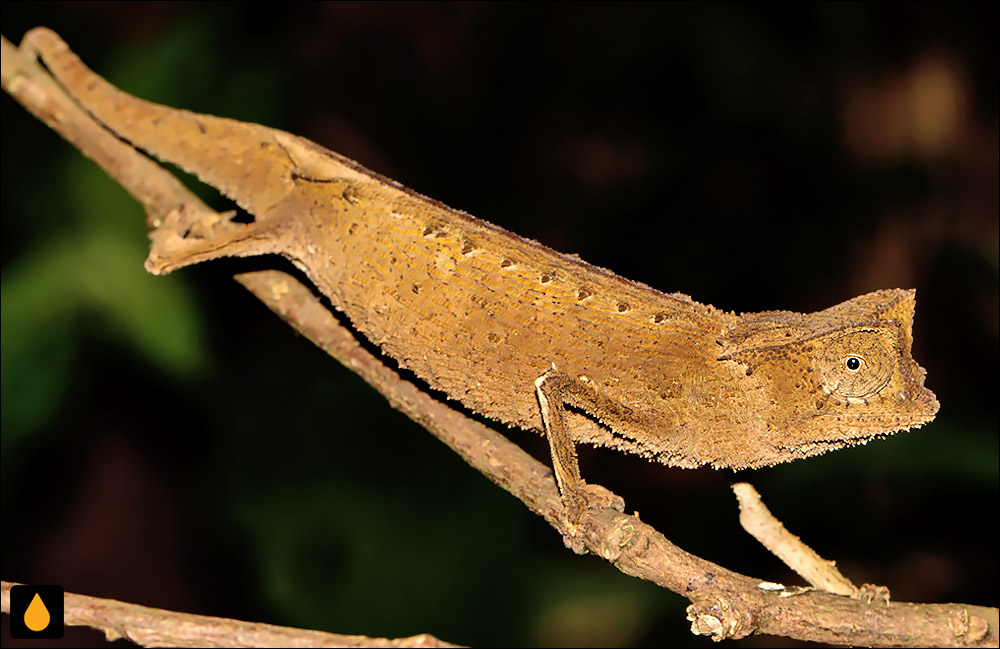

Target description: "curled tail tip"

left=22, top=27, right=95, bottom=92
left=23, top=26, right=59, bottom=43
left=23, top=27, right=70, bottom=58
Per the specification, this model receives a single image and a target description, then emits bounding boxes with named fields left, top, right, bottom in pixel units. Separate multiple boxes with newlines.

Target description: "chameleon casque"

left=23, top=28, right=939, bottom=519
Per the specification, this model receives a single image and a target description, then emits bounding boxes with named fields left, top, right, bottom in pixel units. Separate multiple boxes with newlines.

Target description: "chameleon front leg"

left=534, top=368, right=628, bottom=543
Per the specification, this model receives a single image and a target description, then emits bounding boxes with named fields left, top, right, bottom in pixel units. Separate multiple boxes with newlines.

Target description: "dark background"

left=2, top=3, right=996, bottom=647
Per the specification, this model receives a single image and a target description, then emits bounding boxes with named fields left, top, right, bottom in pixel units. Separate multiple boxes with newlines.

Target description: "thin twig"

left=732, top=482, right=860, bottom=598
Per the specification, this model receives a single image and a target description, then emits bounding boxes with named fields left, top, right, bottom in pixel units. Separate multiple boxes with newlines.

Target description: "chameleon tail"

left=20, top=27, right=377, bottom=276
left=22, top=28, right=298, bottom=219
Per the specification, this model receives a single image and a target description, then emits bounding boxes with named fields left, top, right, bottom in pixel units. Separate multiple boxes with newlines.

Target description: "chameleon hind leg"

left=145, top=205, right=290, bottom=275
left=20, top=27, right=295, bottom=276
left=534, top=367, right=630, bottom=549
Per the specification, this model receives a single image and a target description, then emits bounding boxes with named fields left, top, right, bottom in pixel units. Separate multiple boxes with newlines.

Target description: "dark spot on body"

left=500, top=258, right=514, bottom=268
left=618, top=302, right=630, bottom=312
left=462, top=240, right=476, bottom=255
left=421, top=223, right=449, bottom=238
left=411, top=284, right=421, bottom=294
left=577, top=287, right=593, bottom=300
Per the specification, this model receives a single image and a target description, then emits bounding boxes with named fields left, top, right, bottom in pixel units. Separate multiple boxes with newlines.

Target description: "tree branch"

left=2, top=30, right=996, bottom=648
left=1, top=581, right=455, bottom=648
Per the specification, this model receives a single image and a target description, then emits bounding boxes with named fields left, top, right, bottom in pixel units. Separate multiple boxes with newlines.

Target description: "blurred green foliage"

left=1, top=21, right=213, bottom=459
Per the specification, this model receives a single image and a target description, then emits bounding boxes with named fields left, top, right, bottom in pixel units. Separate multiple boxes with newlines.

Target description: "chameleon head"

left=718, top=289, right=939, bottom=465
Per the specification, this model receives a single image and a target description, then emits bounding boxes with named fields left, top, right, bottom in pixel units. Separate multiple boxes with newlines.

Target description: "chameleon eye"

left=843, top=355, right=864, bottom=373
left=820, top=330, right=892, bottom=399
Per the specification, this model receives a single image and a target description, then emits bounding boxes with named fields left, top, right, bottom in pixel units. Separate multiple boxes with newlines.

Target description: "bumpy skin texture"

left=26, top=28, right=938, bottom=471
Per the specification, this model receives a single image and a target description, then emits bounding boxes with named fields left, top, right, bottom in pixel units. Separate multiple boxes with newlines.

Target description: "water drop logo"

left=9, top=585, right=64, bottom=639
left=24, top=592, right=51, bottom=631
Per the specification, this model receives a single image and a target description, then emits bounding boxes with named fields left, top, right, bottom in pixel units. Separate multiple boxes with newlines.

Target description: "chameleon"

left=21, top=28, right=939, bottom=522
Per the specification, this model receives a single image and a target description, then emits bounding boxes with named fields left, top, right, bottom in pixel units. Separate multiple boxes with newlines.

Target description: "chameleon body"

left=26, top=29, right=938, bottom=487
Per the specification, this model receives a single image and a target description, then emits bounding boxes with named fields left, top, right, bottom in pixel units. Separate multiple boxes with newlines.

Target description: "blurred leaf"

left=2, top=130, right=206, bottom=461
left=1, top=247, right=76, bottom=451
left=0, top=230, right=205, bottom=436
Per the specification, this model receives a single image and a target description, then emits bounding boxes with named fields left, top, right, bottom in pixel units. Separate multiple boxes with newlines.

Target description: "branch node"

left=687, top=597, right=755, bottom=641
left=948, top=609, right=990, bottom=644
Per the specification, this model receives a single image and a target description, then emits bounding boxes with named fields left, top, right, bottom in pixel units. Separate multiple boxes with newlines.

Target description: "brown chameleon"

left=21, top=28, right=939, bottom=519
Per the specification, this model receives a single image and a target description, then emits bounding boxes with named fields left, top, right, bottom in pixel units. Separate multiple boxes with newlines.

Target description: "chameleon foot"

left=561, top=481, right=626, bottom=553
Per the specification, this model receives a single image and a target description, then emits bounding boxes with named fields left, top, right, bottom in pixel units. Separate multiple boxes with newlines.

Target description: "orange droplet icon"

left=24, top=592, right=51, bottom=632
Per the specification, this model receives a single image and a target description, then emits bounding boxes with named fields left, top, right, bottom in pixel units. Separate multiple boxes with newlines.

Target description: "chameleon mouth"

left=830, top=405, right=938, bottom=427
left=778, top=404, right=938, bottom=454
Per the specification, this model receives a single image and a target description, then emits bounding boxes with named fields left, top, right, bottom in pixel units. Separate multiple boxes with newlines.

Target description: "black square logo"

left=8, top=585, right=64, bottom=639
